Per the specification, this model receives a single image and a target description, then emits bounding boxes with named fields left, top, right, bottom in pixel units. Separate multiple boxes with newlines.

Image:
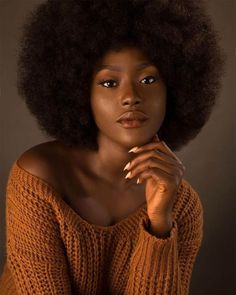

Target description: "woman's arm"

left=124, top=180, right=203, bottom=295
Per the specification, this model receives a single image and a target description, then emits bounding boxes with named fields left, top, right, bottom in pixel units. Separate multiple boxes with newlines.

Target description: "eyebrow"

left=95, top=62, right=157, bottom=73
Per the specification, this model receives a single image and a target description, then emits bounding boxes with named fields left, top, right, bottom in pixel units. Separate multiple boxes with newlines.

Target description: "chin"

left=118, top=132, right=157, bottom=148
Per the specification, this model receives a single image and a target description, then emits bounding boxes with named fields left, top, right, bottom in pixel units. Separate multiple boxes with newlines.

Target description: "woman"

left=0, top=0, right=224, bottom=294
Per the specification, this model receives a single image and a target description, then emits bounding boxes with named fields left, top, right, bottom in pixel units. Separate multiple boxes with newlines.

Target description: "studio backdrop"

left=0, top=1, right=235, bottom=294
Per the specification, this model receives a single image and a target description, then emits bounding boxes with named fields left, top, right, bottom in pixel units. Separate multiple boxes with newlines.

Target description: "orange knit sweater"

left=0, top=160, right=203, bottom=294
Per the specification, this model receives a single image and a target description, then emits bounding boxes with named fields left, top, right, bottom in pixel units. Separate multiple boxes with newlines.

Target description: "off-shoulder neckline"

left=11, top=160, right=148, bottom=232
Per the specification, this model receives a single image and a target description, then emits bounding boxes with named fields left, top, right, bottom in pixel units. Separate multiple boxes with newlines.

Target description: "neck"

left=91, top=136, right=139, bottom=189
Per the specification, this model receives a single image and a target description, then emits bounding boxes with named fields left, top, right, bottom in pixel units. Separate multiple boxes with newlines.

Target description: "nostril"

left=121, top=93, right=141, bottom=106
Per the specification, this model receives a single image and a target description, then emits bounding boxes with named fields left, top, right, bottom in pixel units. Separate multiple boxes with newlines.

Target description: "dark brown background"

left=0, top=0, right=235, bottom=294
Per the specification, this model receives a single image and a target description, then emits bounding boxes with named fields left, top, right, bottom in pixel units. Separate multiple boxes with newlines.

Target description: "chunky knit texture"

left=0, top=160, right=203, bottom=294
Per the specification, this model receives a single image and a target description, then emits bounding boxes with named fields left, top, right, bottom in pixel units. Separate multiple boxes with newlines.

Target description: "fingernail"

left=128, top=147, right=139, bottom=153
left=125, top=171, right=132, bottom=179
left=123, top=162, right=131, bottom=171
left=137, top=178, right=140, bottom=184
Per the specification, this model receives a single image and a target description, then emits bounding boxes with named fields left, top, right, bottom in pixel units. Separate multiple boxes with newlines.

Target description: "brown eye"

left=99, top=79, right=117, bottom=88
left=140, top=75, right=158, bottom=85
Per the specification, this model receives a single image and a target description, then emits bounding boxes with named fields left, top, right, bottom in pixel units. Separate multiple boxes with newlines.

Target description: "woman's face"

left=90, top=46, right=167, bottom=148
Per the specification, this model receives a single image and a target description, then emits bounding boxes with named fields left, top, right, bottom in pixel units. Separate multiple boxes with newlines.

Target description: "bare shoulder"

left=17, top=140, right=63, bottom=191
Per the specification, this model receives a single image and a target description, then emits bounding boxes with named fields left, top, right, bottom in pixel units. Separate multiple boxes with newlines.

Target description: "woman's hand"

left=124, top=134, right=186, bottom=237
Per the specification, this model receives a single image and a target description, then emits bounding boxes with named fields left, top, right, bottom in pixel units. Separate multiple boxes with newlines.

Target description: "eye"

left=98, top=75, right=158, bottom=89
left=140, top=75, right=158, bottom=85
left=99, top=79, right=117, bottom=88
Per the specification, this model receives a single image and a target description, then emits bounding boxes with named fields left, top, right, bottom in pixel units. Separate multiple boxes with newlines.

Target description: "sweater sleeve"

left=124, top=180, right=204, bottom=295
left=5, top=163, right=72, bottom=294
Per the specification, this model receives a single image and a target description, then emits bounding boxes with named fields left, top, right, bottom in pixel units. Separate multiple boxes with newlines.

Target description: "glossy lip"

left=117, top=118, right=148, bottom=128
left=116, top=111, right=149, bottom=122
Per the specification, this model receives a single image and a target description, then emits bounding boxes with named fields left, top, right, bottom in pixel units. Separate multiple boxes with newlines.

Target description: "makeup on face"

left=116, top=110, right=149, bottom=128
left=90, top=47, right=167, bottom=148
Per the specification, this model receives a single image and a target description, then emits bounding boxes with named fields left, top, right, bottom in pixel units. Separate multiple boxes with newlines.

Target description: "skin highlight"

left=81, top=46, right=167, bottom=189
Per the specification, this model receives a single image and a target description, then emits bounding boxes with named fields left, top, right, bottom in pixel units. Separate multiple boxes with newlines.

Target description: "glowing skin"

left=91, top=46, right=166, bottom=144
left=74, top=46, right=167, bottom=189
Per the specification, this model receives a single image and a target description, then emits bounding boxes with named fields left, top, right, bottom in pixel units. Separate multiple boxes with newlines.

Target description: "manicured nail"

left=123, top=162, right=131, bottom=171
left=128, top=147, right=139, bottom=153
left=137, top=178, right=140, bottom=184
left=125, top=171, right=132, bottom=179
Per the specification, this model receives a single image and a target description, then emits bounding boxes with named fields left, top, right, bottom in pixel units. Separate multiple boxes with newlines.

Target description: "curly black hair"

left=17, top=0, right=225, bottom=151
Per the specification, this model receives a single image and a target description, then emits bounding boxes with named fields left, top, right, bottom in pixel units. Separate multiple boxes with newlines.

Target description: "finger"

left=137, top=167, right=173, bottom=185
left=137, top=167, right=183, bottom=191
left=126, top=150, right=182, bottom=171
left=125, top=157, right=181, bottom=179
left=161, top=141, right=180, bottom=163
left=131, top=140, right=182, bottom=165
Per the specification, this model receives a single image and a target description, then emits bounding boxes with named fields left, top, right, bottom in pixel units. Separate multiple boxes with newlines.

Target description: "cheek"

left=91, top=97, right=115, bottom=127
left=153, top=103, right=166, bottom=122
left=149, top=94, right=166, bottom=126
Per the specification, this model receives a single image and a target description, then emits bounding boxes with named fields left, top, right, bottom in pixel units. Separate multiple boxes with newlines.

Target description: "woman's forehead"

left=93, top=47, right=157, bottom=74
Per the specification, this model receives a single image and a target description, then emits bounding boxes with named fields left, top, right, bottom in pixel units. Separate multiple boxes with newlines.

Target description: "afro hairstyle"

left=17, top=0, right=226, bottom=151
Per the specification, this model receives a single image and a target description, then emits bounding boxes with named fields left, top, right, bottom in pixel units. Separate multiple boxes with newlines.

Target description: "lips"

left=117, top=111, right=149, bottom=123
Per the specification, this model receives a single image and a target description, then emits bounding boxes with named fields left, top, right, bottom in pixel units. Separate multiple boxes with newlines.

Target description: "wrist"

left=147, top=216, right=173, bottom=238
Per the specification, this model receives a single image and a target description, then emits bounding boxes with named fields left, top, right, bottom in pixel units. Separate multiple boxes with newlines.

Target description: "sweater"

left=0, top=160, right=203, bottom=295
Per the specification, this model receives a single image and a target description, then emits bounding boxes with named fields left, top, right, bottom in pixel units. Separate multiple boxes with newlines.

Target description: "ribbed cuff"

left=130, top=218, right=178, bottom=278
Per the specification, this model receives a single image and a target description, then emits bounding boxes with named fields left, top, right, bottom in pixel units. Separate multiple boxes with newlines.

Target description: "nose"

left=120, top=83, right=142, bottom=106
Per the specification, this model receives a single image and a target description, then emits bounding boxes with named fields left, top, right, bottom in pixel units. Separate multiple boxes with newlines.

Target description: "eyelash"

left=98, top=75, right=159, bottom=88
